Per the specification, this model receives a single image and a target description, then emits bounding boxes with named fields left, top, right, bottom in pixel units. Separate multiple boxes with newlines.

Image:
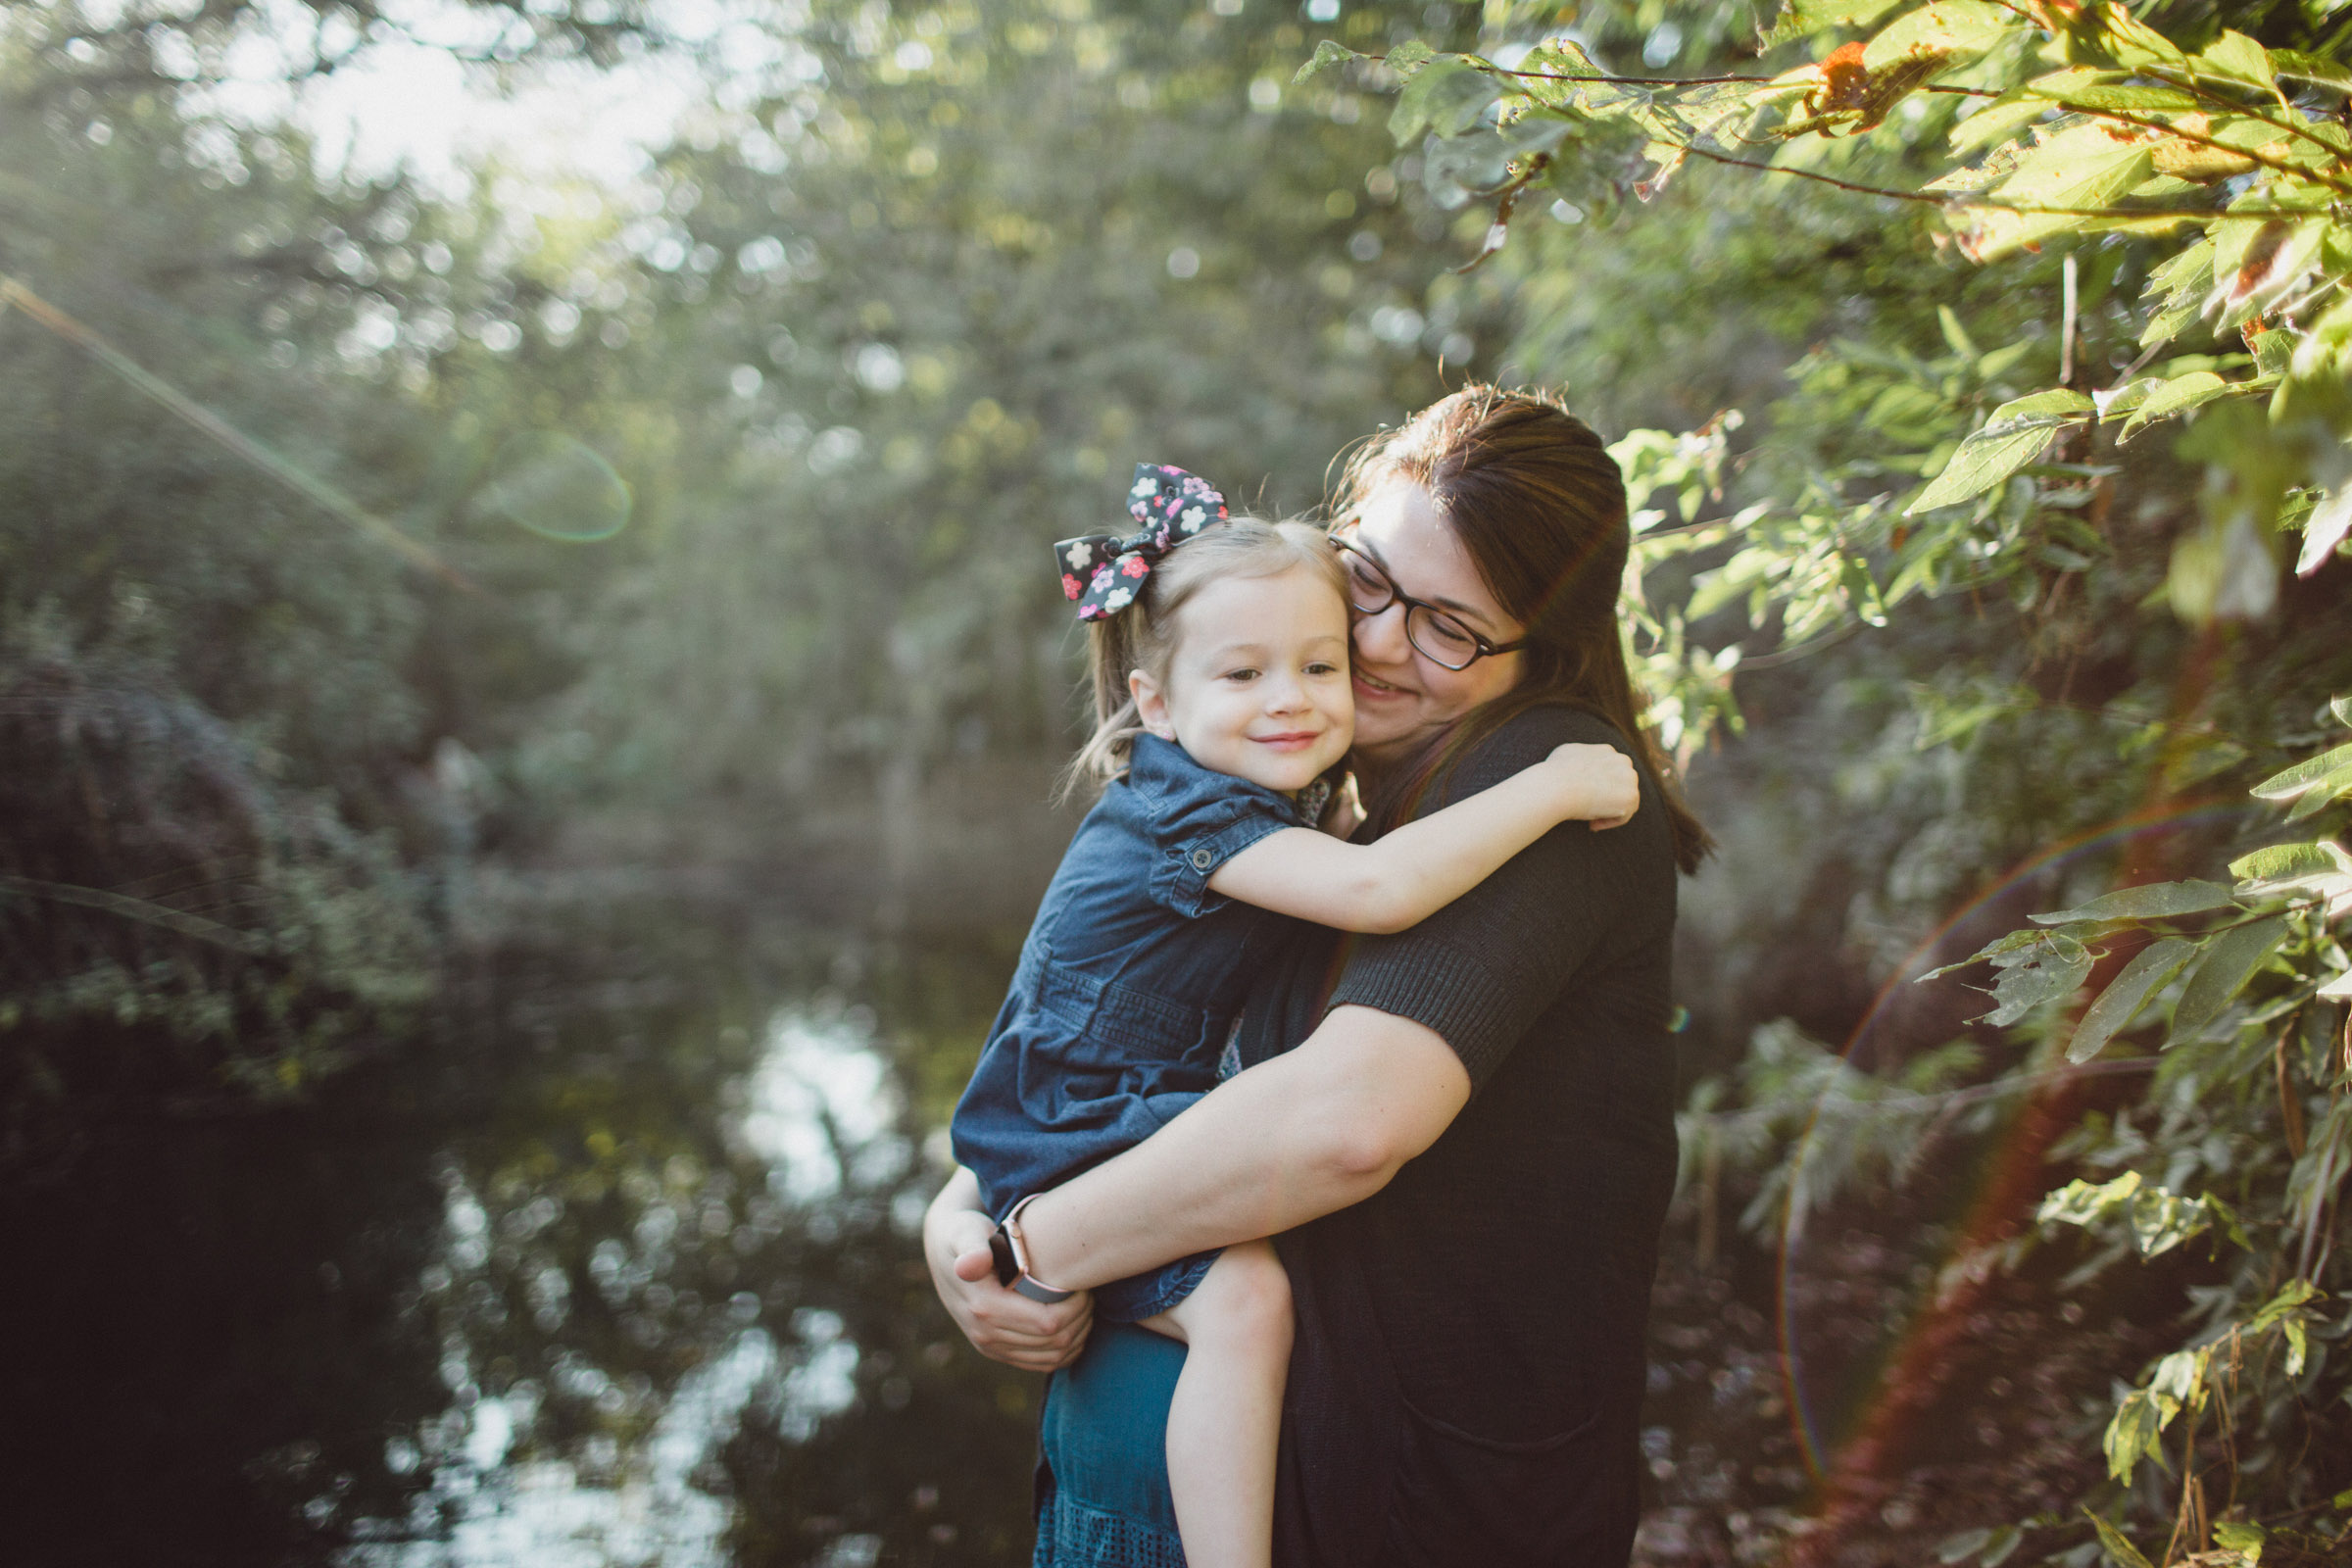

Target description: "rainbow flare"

left=1770, top=790, right=2256, bottom=1553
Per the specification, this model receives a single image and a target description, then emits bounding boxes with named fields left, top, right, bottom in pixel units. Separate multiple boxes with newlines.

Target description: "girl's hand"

left=1544, top=743, right=1640, bottom=830
left=924, top=1172, right=1093, bottom=1372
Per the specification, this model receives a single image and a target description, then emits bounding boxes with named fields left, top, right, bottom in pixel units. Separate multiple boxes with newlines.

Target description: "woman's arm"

left=1205, top=742, right=1637, bottom=933
left=1013, top=710, right=1667, bottom=1291
left=923, top=1165, right=1094, bottom=1371
left=1008, top=1004, right=1472, bottom=1291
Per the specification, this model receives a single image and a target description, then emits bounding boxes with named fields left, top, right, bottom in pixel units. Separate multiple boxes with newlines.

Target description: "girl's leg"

left=1137, top=1239, right=1292, bottom=1568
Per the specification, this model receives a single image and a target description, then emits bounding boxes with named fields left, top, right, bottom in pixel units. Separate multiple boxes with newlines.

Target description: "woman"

left=925, top=385, right=1710, bottom=1567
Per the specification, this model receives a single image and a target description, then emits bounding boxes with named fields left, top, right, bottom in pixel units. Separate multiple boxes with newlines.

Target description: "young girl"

left=950, top=465, right=1640, bottom=1568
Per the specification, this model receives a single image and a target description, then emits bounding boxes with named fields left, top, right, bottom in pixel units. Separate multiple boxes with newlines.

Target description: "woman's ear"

left=1129, top=669, right=1177, bottom=740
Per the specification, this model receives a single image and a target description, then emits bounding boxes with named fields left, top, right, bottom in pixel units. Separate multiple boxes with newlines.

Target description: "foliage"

left=0, top=0, right=1500, bottom=1120
left=504, top=0, right=1495, bottom=838
left=13, top=0, right=2352, bottom=1555
left=1308, top=0, right=2352, bottom=1560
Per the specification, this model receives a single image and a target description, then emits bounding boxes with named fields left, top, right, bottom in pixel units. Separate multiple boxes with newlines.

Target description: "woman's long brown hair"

left=1335, top=384, right=1714, bottom=874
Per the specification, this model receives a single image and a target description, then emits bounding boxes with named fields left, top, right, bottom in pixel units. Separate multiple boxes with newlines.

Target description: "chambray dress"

left=950, top=732, right=1314, bottom=1321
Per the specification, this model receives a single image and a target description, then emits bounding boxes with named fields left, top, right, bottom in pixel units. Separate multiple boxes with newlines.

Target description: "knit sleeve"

left=1325, top=705, right=1676, bottom=1088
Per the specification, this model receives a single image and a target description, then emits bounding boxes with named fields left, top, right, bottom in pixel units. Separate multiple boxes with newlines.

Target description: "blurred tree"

left=511, top=0, right=1507, bottom=912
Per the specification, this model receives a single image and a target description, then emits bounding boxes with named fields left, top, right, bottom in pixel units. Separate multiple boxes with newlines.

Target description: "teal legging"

left=1034, top=1320, right=1188, bottom=1567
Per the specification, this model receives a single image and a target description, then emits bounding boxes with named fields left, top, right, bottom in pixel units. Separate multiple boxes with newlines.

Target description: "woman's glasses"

left=1333, top=537, right=1527, bottom=671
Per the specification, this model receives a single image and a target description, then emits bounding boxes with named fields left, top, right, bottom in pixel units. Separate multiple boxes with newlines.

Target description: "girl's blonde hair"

left=1061, top=517, right=1346, bottom=799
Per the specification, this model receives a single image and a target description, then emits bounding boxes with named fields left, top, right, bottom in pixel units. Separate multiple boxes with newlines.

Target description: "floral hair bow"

left=1054, top=464, right=1229, bottom=621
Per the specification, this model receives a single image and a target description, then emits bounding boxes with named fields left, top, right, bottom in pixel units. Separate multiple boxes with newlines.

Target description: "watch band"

left=991, top=1194, right=1077, bottom=1303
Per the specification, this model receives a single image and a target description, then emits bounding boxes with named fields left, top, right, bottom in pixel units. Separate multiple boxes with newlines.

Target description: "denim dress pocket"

left=1377, top=1396, right=1622, bottom=1568
left=1028, top=957, right=1230, bottom=1074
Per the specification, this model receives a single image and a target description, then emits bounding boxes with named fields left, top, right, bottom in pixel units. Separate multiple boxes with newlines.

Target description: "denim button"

left=1191, top=848, right=1214, bottom=871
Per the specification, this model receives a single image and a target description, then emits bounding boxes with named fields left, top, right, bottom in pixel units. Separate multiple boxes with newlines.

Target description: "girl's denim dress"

left=951, top=732, right=1309, bottom=1321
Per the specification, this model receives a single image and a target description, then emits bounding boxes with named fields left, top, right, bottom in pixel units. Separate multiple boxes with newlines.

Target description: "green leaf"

left=1385, top=39, right=1435, bottom=74
left=1961, top=142, right=2154, bottom=262
left=2232, top=839, right=2352, bottom=906
left=1993, top=388, right=2096, bottom=420
left=2129, top=1186, right=2211, bottom=1255
left=2147, top=1346, right=2208, bottom=1403
left=2094, top=8, right=2189, bottom=74
left=2194, top=30, right=2274, bottom=89
left=1918, top=925, right=2042, bottom=981
left=2068, top=936, right=2196, bottom=1063
left=2334, top=695, right=2352, bottom=728
left=1423, top=124, right=1512, bottom=197
left=1765, top=0, right=1904, bottom=47
left=1294, top=39, right=1356, bottom=84
left=2212, top=1520, right=2267, bottom=1560
left=2248, top=1278, right=2319, bottom=1332
left=2230, top=841, right=2339, bottom=881
left=2285, top=1317, right=2309, bottom=1375
left=2284, top=764, right=2352, bottom=822
left=1938, top=304, right=1978, bottom=358
left=2117, top=371, right=2230, bottom=441
left=2252, top=742, right=2352, bottom=801
left=2169, top=915, right=2288, bottom=1041
left=1981, top=1526, right=2022, bottom=1567
left=2298, top=488, right=2352, bottom=578
left=1949, top=88, right=2057, bottom=155
left=2143, top=236, right=2215, bottom=302
left=2274, top=50, right=2352, bottom=90
left=2052, top=82, right=2201, bottom=114
left=1390, top=60, right=1500, bottom=143
left=2203, top=1192, right=2253, bottom=1250
left=1909, top=437, right=2024, bottom=506
left=1864, top=1, right=2015, bottom=68
left=1984, top=939, right=2095, bottom=1027
left=1907, top=391, right=2092, bottom=514
left=2032, top=880, right=2238, bottom=924
left=2099, top=1393, right=2170, bottom=1492
left=2041, top=1170, right=2141, bottom=1228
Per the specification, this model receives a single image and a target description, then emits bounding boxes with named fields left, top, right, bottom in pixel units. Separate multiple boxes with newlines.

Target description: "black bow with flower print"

left=1054, top=463, right=1230, bottom=621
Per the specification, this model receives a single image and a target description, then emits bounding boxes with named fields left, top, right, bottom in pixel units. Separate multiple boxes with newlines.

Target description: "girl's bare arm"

left=1206, top=741, right=1637, bottom=933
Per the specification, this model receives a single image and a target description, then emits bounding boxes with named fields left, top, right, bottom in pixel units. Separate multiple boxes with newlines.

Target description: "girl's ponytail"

left=1062, top=612, right=1146, bottom=800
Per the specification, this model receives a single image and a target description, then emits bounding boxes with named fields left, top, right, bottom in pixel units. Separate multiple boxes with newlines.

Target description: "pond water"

left=8, top=887, right=1886, bottom=1568
left=7, top=898, right=1045, bottom=1568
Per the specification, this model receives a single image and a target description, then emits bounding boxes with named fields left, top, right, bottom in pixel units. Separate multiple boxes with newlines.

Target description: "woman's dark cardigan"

left=1237, top=702, right=1681, bottom=1567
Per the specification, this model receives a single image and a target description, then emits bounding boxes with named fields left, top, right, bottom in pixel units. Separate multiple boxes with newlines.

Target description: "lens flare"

left=473, top=432, right=632, bottom=542
left=1770, top=795, right=2255, bottom=1530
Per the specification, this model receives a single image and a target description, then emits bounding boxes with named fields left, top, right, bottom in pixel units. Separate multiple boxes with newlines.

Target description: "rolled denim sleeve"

left=1129, top=735, right=1301, bottom=919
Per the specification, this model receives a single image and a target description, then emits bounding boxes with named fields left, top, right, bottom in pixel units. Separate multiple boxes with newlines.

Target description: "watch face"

left=988, top=1228, right=1020, bottom=1287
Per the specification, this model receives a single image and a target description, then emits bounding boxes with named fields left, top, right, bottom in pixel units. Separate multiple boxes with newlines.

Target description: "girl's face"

left=1342, top=479, right=1526, bottom=769
left=1130, top=565, right=1354, bottom=795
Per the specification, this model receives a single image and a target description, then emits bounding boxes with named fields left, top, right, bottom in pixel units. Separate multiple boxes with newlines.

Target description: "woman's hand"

left=1544, top=742, right=1640, bottom=830
left=924, top=1168, right=1093, bottom=1372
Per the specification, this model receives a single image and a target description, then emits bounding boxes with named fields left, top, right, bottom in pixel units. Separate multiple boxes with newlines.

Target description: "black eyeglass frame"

left=1332, top=535, right=1529, bottom=672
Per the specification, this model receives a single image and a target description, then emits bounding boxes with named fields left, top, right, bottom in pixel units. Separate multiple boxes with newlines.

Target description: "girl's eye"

left=1305, top=661, right=1341, bottom=676
left=1222, top=667, right=1259, bottom=682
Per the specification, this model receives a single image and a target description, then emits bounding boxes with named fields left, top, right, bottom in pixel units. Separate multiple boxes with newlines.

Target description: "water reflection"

left=355, top=1002, right=927, bottom=1566
left=9, top=909, right=1039, bottom=1566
